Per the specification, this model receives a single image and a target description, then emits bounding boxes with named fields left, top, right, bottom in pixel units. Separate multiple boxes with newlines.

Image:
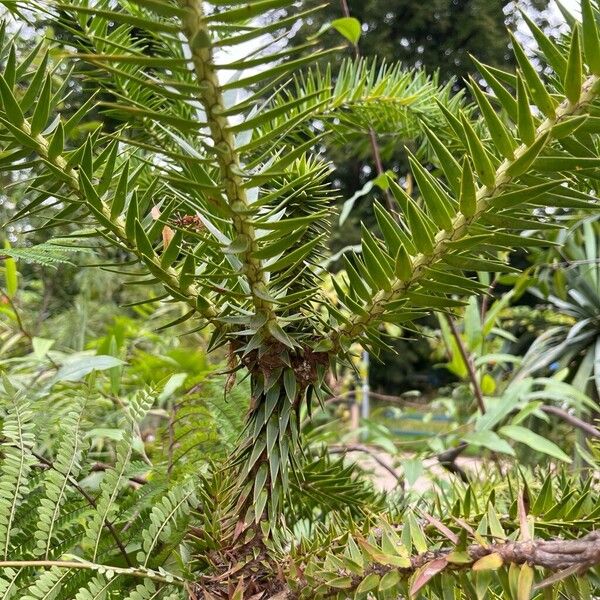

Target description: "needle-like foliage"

left=0, top=0, right=600, bottom=597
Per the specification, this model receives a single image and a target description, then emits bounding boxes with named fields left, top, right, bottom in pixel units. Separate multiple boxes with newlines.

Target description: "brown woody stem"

left=446, top=315, right=487, bottom=416
left=286, top=531, right=600, bottom=599
left=338, top=0, right=396, bottom=214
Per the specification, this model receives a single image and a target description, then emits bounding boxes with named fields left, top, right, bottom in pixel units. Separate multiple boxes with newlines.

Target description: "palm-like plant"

left=436, top=295, right=598, bottom=466
left=519, top=219, right=600, bottom=399
left=1, top=0, right=600, bottom=597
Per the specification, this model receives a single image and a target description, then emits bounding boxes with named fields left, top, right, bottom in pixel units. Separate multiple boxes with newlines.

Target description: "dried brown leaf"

left=410, top=557, right=448, bottom=596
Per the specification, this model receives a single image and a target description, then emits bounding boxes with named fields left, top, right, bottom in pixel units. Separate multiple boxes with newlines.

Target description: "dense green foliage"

left=0, top=0, right=600, bottom=598
left=308, top=0, right=550, bottom=81
left=298, top=0, right=551, bottom=225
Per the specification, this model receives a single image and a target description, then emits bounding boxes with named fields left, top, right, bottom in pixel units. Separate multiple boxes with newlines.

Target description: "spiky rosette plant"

left=1, top=0, right=600, bottom=597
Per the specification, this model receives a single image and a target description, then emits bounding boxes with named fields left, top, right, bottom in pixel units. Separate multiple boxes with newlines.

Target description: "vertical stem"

left=339, top=0, right=352, bottom=18
left=338, top=0, right=396, bottom=214
left=167, top=402, right=176, bottom=480
left=179, top=0, right=276, bottom=321
left=228, top=378, right=301, bottom=534
left=447, top=315, right=506, bottom=473
left=349, top=392, right=360, bottom=433
left=479, top=278, right=497, bottom=323
left=360, top=349, right=370, bottom=420
left=446, top=315, right=486, bottom=416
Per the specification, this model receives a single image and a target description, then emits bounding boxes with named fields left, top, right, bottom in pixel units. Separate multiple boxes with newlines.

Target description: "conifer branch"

left=1, top=115, right=218, bottom=322
left=288, top=531, right=600, bottom=598
left=334, top=74, right=600, bottom=343
left=180, top=0, right=276, bottom=322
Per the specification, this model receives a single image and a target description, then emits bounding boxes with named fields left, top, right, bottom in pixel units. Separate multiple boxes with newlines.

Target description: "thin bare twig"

left=446, top=316, right=487, bottom=416
left=328, top=443, right=402, bottom=485
left=1, top=289, right=31, bottom=341
left=445, top=316, right=502, bottom=475
left=90, top=462, right=148, bottom=486
left=338, top=0, right=396, bottom=214
left=300, top=390, right=424, bottom=429
left=436, top=442, right=469, bottom=482
left=540, top=405, right=600, bottom=439
left=167, top=402, right=177, bottom=480
left=0, top=560, right=183, bottom=585
left=479, top=278, right=498, bottom=323
left=307, top=391, right=471, bottom=481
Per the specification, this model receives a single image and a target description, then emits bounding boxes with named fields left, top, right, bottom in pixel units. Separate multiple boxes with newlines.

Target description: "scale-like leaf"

left=471, top=57, right=518, bottom=121
left=564, top=25, right=583, bottom=104
left=408, top=154, right=455, bottom=231
left=510, top=33, right=556, bottom=118
left=0, top=73, right=23, bottom=125
left=423, top=125, right=462, bottom=195
left=459, top=158, right=477, bottom=217
left=582, top=0, right=600, bottom=74
left=516, top=72, right=535, bottom=146
left=30, top=74, right=51, bottom=136
left=468, top=78, right=515, bottom=160
left=460, top=114, right=496, bottom=188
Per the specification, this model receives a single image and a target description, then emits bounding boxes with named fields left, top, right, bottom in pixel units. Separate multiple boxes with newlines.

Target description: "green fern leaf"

left=0, top=568, right=21, bottom=599
left=138, top=483, right=197, bottom=567
left=0, top=386, right=36, bottom=560
left=84, top=393, right=151, bottom=561
left=1, top=243, right=88, bottom=268
left=73, top=574, right=121, bottom=600
left=20, top=567, right=71, bottom=600
left=122, top=580, right=157, bottom=600
left=34, top=397, right=88, bottom=558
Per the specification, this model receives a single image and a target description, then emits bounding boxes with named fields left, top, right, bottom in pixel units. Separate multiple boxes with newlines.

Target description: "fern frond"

left=13, top=495, right=87, bottom=561
left=73, top=574, right=121, bottom=600
left=34, top=396, right=88, bottom=559
left=117, top=480, right=168, bottom=524
left=161, top=591, right=186, bottom=600
left=203, top=379, right=247, bottom=448
left=288, top=453, right=383, bottom=522
left=83, top=431, right=134, bottom=562
left=138, top=483, right=197, bottom=568
left=0, top=243, right=90, bottom=268
left=161, top=403, right=221, bottom=475
left=0, top=383, right=36, bottom=560
left=121, top=579, right=158, bottom=600
left=0, top=560, right=185, bottom=585
left=84, top=393, right=150, bottom=562
left=0, top=567, right=20, bottom=600
left=20, top=567, right=71, bottom=600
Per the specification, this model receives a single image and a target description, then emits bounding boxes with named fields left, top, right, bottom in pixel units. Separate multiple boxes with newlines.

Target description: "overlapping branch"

left=284, top=531, right=600, bottom=599
left=332, top=73, right=600, bottom=345
left=0, top=112, right=218, bottom=322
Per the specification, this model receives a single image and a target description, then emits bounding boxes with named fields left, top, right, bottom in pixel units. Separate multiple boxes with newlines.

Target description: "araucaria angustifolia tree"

left=1, top=0, right=600, bottom=598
